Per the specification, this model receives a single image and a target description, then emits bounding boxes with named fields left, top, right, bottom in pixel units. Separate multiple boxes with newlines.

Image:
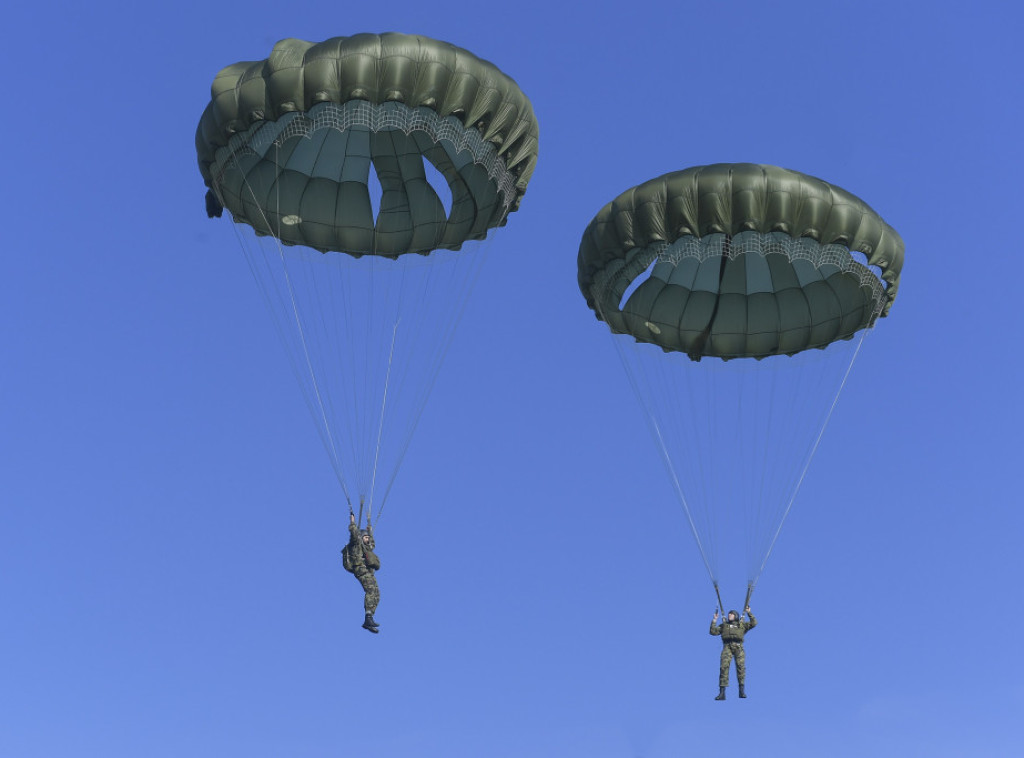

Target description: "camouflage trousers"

left=353, top=568, right=379, bottom=614
left=719, top=642, right=745, bottom=686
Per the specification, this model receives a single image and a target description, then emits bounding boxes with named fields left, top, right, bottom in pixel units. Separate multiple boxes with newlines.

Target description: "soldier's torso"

left=719, top=621, right=747, bottom=643
left=346, top=526, right=379, bottom=572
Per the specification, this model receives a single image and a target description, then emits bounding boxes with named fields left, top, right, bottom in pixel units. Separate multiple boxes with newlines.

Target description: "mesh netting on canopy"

left=208, top=100, right=521, bottom=256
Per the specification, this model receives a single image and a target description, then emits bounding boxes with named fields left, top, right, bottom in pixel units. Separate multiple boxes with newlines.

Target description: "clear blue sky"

left=2, top=1, right=1021, bottom=756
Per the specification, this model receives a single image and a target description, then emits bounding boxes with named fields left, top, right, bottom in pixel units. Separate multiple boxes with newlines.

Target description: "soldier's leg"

left=359, top=572, right=379, bottom=614
left=354, top=570, right=380, bottom=632
left=719, top=646, right=733, bottom=687
left=735, top=645, right=746, bottom=684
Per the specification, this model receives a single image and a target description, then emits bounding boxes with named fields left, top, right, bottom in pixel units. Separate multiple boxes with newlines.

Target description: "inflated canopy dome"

left=196, top=33, right=539, bottom=256
left=578, top=164, right=904, bottom=360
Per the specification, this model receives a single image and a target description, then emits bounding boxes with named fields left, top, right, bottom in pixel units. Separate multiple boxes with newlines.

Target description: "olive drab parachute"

left=197, top=34, right=538, bottom=525
left=578, top=164, right=903, bottom=597
left=578, top=164, right=902, bottom=359
left=196, top=34, right=538, bottom=255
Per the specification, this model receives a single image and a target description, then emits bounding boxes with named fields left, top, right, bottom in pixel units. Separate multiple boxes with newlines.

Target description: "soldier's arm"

left=745, top=613, right=757, bottom=630
left=346, top=524, right=364, bottom=562
left=710, top=622, right=722, bottom=636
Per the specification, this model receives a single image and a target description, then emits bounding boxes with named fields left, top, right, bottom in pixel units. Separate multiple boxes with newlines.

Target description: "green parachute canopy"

left=578, top=164, right=903, bottom=595
left=196, top=33, right=539, bottom=257
left=196, top=34, right=538, bottom=522
left=578, top=164, right=903, bottom=360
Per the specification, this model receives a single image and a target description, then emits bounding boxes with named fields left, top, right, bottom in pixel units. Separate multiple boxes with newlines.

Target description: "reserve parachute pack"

left=341, top=544, right=356, bottom=574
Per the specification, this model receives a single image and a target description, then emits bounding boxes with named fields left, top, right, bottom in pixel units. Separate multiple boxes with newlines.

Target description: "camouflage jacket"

left=346, top=523, right=381, bottom=572
left=710, top=613, right=757, bottom=644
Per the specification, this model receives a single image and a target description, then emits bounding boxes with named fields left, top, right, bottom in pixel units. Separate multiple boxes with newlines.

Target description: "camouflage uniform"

left=710, top=612, right=757, bottom=686
left=346, top=522, right=380, bottom=614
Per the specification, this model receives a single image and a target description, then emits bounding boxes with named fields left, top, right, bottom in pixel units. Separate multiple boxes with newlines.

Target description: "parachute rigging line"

left=371, top=201, right=513, bottom=525
left=609, top=324, right=717, bottom=584
left=230, top=150, right=354, bottom=507
left=752, top=327, right=871, bottom=584
left=367, top=319, right=400, bottom=524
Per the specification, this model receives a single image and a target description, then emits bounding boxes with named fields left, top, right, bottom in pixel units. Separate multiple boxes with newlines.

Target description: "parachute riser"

left=350, top=500, right=375, bottom=536
left=713, top=582, right=753, bottom=617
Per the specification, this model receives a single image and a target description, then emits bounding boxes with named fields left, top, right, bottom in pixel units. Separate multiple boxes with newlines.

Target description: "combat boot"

left=715, top=687, right=726, bottom=700
left=738, top=684, right=746, bottom=698
left=362, top=614, right=379, bottom=633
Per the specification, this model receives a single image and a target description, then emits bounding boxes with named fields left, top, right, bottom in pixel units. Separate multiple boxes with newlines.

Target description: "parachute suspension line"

left=689, top=350, right=720, bottom=577
left=610, top=333, right=718, bottom=586
left=224, top=122, right=519, bottom=526
left=367, top=318, right=401, bottom=524
left=714, top=583, right=726, bottom=616
left=321, top=249, right=360, bottom=496
left=372, top=201, right=511, bottom=523
left=734, top=356, right=755, bottom=581
left=695, top=356, right=720, bottom=578
left=750, top=358, right=780, bottom=583
left=273, top=222, right=346, bottom=485
left=230, top=150, right=354, bottom=507
left=361, top=144, right=409, bottom=524
left=752, top=328, right=871, bottom=583
left=653, top=414, right=717, bottom=584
